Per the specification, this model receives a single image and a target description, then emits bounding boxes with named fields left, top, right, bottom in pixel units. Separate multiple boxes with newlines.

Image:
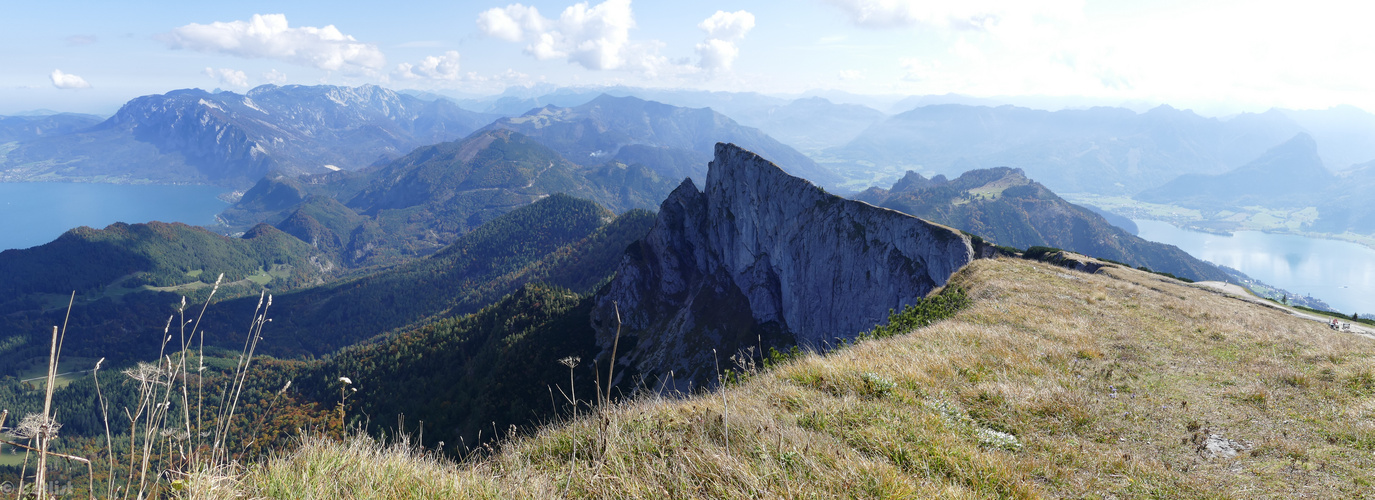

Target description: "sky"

left=3, top=0, right=1373, bottom=116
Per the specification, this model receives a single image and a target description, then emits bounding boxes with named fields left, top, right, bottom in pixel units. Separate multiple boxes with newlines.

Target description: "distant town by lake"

left=0, top=182, right=228, bottom=252
left=1135, top=219, right=1375, bottom=315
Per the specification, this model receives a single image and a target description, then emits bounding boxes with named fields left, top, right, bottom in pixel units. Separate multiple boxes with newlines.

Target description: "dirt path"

left=1191, top=281, right=1375, bottom=339
left=524, top=162, right=554, bottom=188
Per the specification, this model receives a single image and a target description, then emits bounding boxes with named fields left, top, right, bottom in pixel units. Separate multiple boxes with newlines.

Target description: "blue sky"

left=3, top=0, right=1371, bottom=115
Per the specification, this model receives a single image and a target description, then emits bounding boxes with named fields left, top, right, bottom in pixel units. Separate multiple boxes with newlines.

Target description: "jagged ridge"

left=591, top=143, right=974, bottom=386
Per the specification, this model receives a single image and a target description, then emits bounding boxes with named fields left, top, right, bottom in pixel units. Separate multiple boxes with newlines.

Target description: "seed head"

left=13, top=414, right=60, bottom=439
left=123, top=362, right=168, bottom=384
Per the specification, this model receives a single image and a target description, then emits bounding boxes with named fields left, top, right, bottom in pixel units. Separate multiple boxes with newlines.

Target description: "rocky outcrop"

left=591, top=143, right=974, bottom=387
left=857, top=166, right=1232, bottom=282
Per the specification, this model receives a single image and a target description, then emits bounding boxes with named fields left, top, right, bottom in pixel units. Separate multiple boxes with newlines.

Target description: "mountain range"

left=2, top=132, right=1356, bottom=498
left=0, top=113, right=103, bottom=143
left=1137, top=133, right=1334, bottom=209
left=481, top=94, right=843, bottom=186
left=216, top=126, right=678, bottom=269
left=1137, top=132, right=1375, bottom=234
left=0, top=137, right=1238, bottom=379
left=426, top=86, right=887, bottom=157
left=10, top=82, right=1375, bottom=210
left=828, top=104, right=1308, bottom=194
left=414, top=85, right=1375, bottom=198
left=0, top=85, right=496, bottom=186
left=205, top=93, right=845, bottom=270
left=856, top=167, right=1230, bottom=282
left=3, top=80, right=1373, bottom=498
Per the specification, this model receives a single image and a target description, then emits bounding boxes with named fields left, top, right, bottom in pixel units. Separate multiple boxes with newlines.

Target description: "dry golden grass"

left=232, top=258, right=1375, bottom=499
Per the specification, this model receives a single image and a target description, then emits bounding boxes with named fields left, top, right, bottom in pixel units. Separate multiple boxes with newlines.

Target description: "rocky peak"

left=590, top=143, right=975, bottom=387
left=890, top=170, right=945, bottom=193
left=7, top=84, right=497, bottom=187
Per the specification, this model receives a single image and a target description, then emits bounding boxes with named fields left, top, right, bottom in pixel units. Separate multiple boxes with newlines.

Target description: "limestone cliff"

left=591, top=143, right=974, bottom=387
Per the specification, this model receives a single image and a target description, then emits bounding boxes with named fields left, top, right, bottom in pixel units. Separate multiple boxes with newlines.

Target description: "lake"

left=0, top=182, right=228, bottom=251
left=1135, top=219, right=1375, bottom=315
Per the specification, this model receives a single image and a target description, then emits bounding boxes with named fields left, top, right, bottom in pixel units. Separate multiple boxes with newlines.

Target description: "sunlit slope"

left=236, top=257, right=1375, bottom=499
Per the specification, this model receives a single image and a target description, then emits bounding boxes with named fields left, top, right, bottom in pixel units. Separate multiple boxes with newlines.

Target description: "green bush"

left=860, top=287, right=970, bottom=341
left=1023, top=246, right=1063, bottom=260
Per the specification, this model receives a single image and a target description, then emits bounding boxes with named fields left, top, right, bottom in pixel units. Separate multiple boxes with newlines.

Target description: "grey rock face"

left=1199, top=434, right=1248, bottom=459
left=591, top=143, right=973, bottom=386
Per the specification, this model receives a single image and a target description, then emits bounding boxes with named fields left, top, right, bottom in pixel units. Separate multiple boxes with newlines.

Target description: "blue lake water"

left=0, top=182, right=228, bottom=251
left=1134, top=219, right=1375, bottom=315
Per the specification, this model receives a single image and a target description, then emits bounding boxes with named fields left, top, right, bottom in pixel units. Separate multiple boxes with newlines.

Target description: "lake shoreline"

left=1133, top=218, right=1375, bottom=316
left=1061, top=193, right=1375, bottom=252
left=0, top=182, right=230, bottom=252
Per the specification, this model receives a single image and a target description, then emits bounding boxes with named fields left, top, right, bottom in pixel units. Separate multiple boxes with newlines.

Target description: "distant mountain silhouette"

left=483, top=94, right=842, bottom=186
left=1313, top=159, right=1375, bottom=233
left=831, top=104, right=1305, bottom=194
left=0, top=85, right=498, bottom=186
left=1136, top=133, right=1334, bottom=209
left=1127, top=131, right=1375, bottom=236
left=0, top=113, right=102, bottom=143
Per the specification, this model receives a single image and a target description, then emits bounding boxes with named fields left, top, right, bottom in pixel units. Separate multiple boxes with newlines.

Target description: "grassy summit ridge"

left=228, top=257, right=1375, bottom=498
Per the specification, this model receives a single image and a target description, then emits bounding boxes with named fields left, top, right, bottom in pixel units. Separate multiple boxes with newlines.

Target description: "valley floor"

left=1062, top=193, right=1375, bottom=251
left=219, top=258, right=1375, bottom=499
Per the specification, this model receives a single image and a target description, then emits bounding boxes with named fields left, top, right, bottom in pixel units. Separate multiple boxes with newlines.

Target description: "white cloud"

left=823, top=0, right=1080, bottom=30
left=477, top=0, right=657, bottom=72
left=838, top=69, right=865, bottom=81
left=203, top=67, right=249, bottom=87
left=464, top=68, right=532, bottom=85
left=695, top=10, right=755, bottom=73
left=898, top=58, right=938, bottom=82
left=49, top=69, right=91, bottom=89
left=695, top=39, right=738, bottom=73
left=395, top=51, right=462, bottom=81
left=476, top=4, right=546, bottom=42
left=262, top=69, right=288, bottom=84
left=699, top=10, right=755, bottom=40
left=879, top=0, right=1375, bottom=113
left=162, top=14, right=385, bottom=74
